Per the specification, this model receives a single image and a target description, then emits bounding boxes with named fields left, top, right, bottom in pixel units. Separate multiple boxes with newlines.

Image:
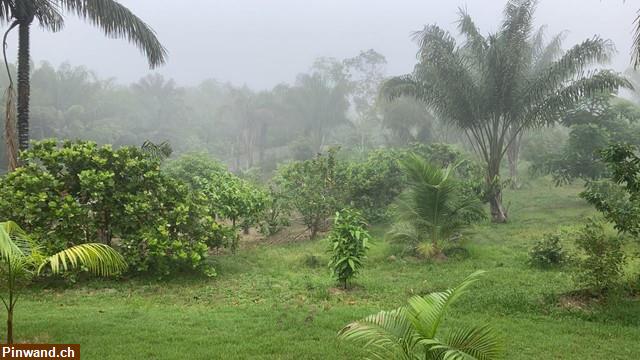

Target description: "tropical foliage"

left=531, top=95, right=640, bottom=185
left=581, top=143, right=640, bottom=239
left=338, top=148, right=405, bottom=221
left=527, top=232, right=569, bottom=268
left=0, top=220, right=126, bottom=343
left=338, top=270, right=502, bottom=360
left=276, top=148, right=341, bottom=239
left=327, top=209, right=370, bottom=289
left=381, top=0, right=629, bottom=222
left=388, top=154, right=485, bottom=258
left=572, top=219, right=626, bottom=294
left=0, top=140, right=227, bottom=275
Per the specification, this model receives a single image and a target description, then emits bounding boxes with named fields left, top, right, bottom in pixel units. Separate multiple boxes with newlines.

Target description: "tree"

left=382, top=0, right=629, bottom=222
left=581, top=143, right=640, bottom=238
left=381, top=96, right=435, bottom=146
left=277, top=148, right=341, bottom=239
left=338, top=270, right=502, bottom=359
left=343, top=49, right=387, bottom=153
left=388, top=154, right=484, bottom=258
left=131, top=74, right=186, bottom=151
left=0, top=0, right=167, bottom=154
left=0, top=220, right=126, bottom=344
left=531, top=95, right=640, bottom=184
left=287, top=71, right=349, bottom=153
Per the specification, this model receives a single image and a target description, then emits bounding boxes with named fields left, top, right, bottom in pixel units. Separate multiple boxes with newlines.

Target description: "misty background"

left=9, top=0, right=637, bottom=89
left=0, top=0, right=637, bottom=173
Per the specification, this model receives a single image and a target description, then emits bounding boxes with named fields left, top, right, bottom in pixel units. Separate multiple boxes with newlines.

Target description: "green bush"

left=327, top=209, right=370, bottom=289
left=528, top=233, right=569, bottom=268
left=0, top=140, right=224, bottom=275
left=165, top=153, right=268, bottom=249
left=258, top=185, right=291, bottom=236
left=338, top=149, right=404, bottom=222
left=277, top=148, right=341, bottom=239
left=573, top=220, right=626, bottom=294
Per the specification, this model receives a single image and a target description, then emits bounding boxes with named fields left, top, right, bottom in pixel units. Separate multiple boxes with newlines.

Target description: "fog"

left=10, top=0, right=637, bottom=89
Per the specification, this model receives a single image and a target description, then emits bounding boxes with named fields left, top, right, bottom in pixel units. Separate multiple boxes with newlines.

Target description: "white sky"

left=6, top=0, right=637, bottom=89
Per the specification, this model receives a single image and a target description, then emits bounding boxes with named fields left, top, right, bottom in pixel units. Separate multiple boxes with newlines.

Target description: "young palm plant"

left=339, top=270, right=501, bottom=359
left=0, top=221, right=127, bottom=344
left=388, top=154, right=484, bottom=258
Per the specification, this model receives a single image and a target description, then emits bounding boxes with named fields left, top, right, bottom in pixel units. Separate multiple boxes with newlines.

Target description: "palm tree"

left=382, top=0, right=630, bottom=222
left=1, top=0, right=166, bottom=155
left=0, top=220, right=127, bottom=344
left=388, top=154, right=484, bottom=258
left=339, top=270, right=502, bottom=360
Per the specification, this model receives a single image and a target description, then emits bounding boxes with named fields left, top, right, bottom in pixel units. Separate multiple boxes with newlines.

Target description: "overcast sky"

left=7, top=0, right=637, bottom=89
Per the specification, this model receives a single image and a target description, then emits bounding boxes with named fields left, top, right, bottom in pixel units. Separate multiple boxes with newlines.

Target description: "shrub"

left=338, top=149, right=404, bottom=222
left=327, top=209, right=370, bottom=289
left=259, top=185, right=291, bottom=236
left=581, top=145, right=640, bottom=238
left=165, top=153, right=268, bottom=249
left=573, top=220, right=626, bottom=294
left=277, top=148, right=341, bottom=239
left=0, top=140, right=223, bottom=275
left=528, top=233, right=569, bottom=268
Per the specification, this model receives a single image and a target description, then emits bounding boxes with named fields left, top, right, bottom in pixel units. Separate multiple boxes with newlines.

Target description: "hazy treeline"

left=0, top=49, right=461, bottom=173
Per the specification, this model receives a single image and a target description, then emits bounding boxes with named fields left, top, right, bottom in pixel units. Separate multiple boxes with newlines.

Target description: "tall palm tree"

left=339, top=270, right=502, bottom=360
left=388, top=154, right=484, bottom=258
left=382, top=0, right=630, bottom=222
left=1, top=0, right=166, bottom=155
left=0, top=220, right=126, bottom=344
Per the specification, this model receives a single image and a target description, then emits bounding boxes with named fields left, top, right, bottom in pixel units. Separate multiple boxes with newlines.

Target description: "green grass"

left=4, top=178, right=640, bottom=359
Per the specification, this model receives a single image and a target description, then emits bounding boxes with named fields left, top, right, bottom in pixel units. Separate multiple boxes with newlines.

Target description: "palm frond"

left=141, top=140, right=172, bottom=161
left=58, top=0, right=167, bottom=68
left=523, top=70, right=632, bottom=127
left=0, top=1, right=12, bottom=24
left=439, top=325, right=503, bottom=360
left=0, top=221, right=36, bottom=259
left=34, top=0, right=64, bottom=32
left=634, top=10, right=640, bottom=68
left=338, top=307, right=418, bottom=360
left=39, top=243, right=127, bottom=276
left=457, top=7, right=487, bottom=59
left=406, top=270, right=485, bottom=339
left=339, top=271, right=497, bottom=359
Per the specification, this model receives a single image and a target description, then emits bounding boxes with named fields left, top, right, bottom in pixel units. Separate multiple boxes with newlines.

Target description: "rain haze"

left=10, top=0, right=637, bottom=88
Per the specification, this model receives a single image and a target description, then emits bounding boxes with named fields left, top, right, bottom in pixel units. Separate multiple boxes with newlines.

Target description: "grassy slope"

left=4, top=179, right=640, bottom=359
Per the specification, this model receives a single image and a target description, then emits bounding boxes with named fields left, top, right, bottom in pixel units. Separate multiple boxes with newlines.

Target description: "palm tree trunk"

left=507, top=134, right=521, bottom=189
left=17, top=21, right=31, bottom=151
left=3, top=21, right=19, bottom=171
left=7, top=307, right=13, bottom=344
left=487, top=158, right=507, bottom=223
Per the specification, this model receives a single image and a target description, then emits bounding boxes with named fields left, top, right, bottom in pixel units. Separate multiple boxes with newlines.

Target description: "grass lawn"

left=4, top=178, right=640, bottom=359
